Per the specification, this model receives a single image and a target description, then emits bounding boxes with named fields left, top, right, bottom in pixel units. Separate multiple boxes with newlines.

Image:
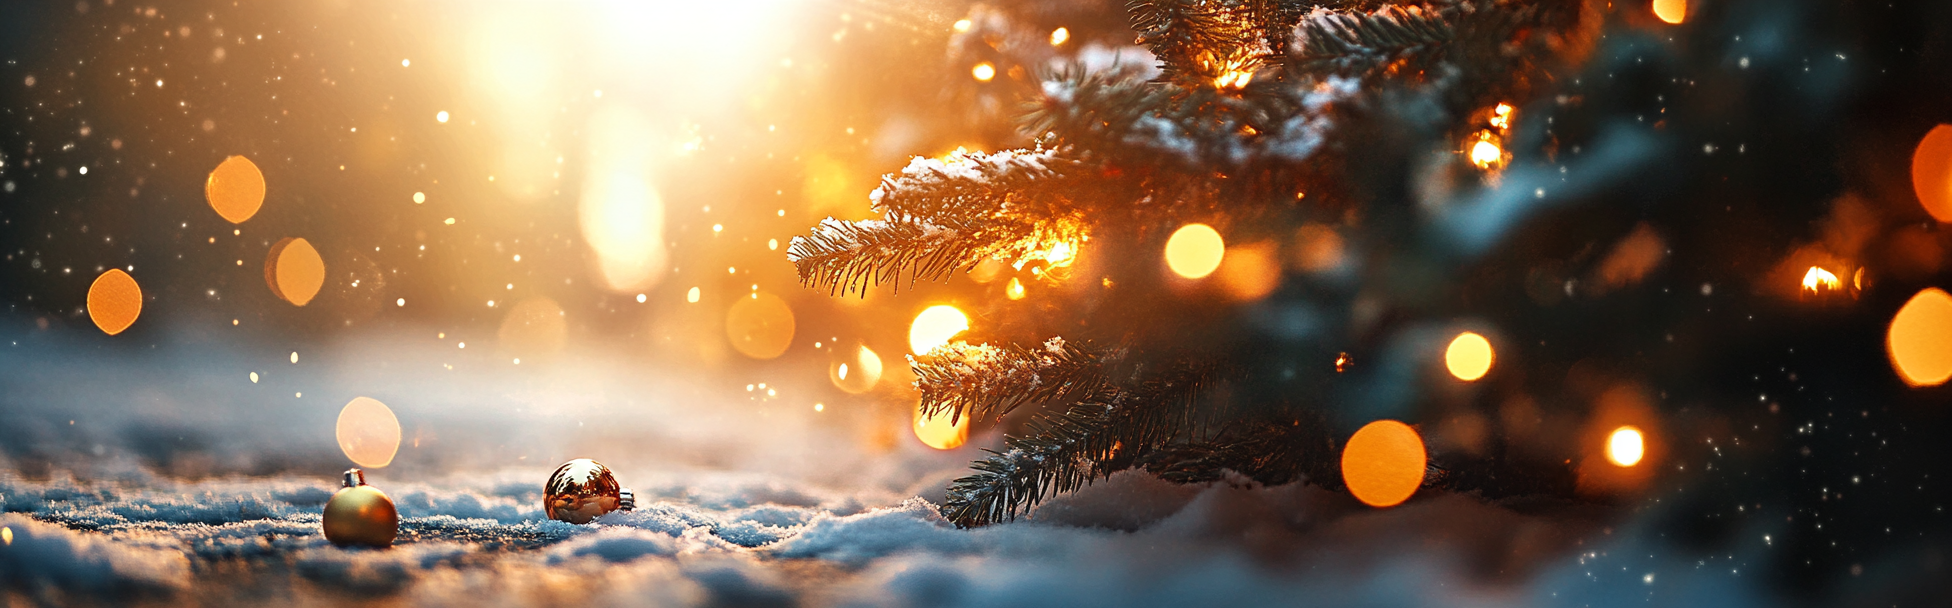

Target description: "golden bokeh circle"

left=1341, top=420, right=1426, bottom=508
left=1164, top=223, right=1225, bottom=279
left=726, top=292, right=796, bottom=359
left=265, top=237, right=326, bottom=306
left=914, top=404, right=970, bottom=450
left=830, top=344, right=884, bottom=394
left=908, top=305, right=968, bottom=355
left=1888, top=287, right=1952, bottom=387
left=206, top=155, right=266, bottom=224
left=336, top=397, right=402, bottom=469
left=1606, top=426, right=1645, bottom=467
left=86, top=269, right=142, bottom=336
left=1445, top=331, right=1495, bottom=382
left=1910, top=124, right=1952, bottom=223
left=1652, top=0, right=1686, bottom=24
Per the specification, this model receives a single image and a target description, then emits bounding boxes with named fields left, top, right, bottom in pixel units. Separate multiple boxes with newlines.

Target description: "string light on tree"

left=1341, top=420, right=1427, bottom=508
left=1607, top=426, right=1646, bottom=467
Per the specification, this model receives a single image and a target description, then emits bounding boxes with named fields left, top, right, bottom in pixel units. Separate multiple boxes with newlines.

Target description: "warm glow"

left=86, top=269, right=142, bottom=336
left=1049, top=27, right=1069, bottom=46
left=726, top=292, right=796, bottom=359
left=1445, top=331, right=1494, bottom=381
left=412, top=192, right=426, bottom=204
left=435, top=110, right=450, bottom=123
left=1216, top=242, right=1281, bottom=301
left=952, top=19, right=971, bottom=32
left=1165, top=223, right=1225, bottom=279
left=1606, top=426, right=1645, bottom=467
left=1910, top=124, right=1952, bottom=222
left=687, top=287, right=701, bottom=303
left=1293, top=224, right=1345, bottom=273
left=914, top=405, right=970, bottom=450
left=1341, top=420, right=1426, bottom=508
left=1489, top=103, right=1515, bottom=130
left=265, top=237, right=326, bottom=306
left=1005, top=277, right=1027, bottom=300
left=579, top=107, right=668, bottom=292
left=336, top=396, right=402, bottom=469
left=1213, top=69, right=1254, bottom=90
left=831, top=345, right=884, bottom=394
left=1652, top=0, right=1686, bottom=24
left=1888, top=288, right=1952, bottom=387
left=205, top=155, right=265, bottom=224
left=498, top=297, right=568, bottom=358
left=1802, top=266, right=1841, bottom=295
left=971, top=62, right=995, bottom=82
left=909, top=305, right=970, bottom=355
left=1469, top=133, right=1506, bottom=170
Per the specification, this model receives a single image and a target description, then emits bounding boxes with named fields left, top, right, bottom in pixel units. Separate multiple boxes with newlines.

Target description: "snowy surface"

left=0, top=327, right=1782, bottom=606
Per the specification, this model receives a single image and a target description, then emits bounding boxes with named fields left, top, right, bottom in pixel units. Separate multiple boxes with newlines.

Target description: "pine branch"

left=1125, top=0, right=1274, bottom=86
left=938, top=362, right=1222, bottom=528
left=1289, top=4, right=1455, bottom=79
left=1140, top=413, right=1342, bottom=488
left=915, top=338, right=1120, bottom=425
left=785, top=149, right=1086, bottom=295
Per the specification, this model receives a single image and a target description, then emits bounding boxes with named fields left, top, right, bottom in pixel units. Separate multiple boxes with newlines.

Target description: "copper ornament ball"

left=545, top=458, right=636, bottom=524
left=322, top=469, right=398, bottom=548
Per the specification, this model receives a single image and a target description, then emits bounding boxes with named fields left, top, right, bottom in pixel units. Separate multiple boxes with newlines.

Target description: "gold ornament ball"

left=545, top=458, right=636, bottom=524
left=322, top=469, right=399, bottom=548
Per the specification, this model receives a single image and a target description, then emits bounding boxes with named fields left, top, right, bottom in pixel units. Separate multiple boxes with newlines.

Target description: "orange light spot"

left=205, top=155, right=265, bottom=224
left=1801, top=266, right=1841, bottom=295
left=1341, top=420, right=1426, bottom=507
left=726, top=292, right=796, bottom=359
left=1445, top=332, right=1494, bottom=381
left=336, top=396, right=402, bottom=468
left=1888, top=288, right=1952, bottom=387
left=914, top=404, right=969, bottom=450
left=1607, top=426, right=1645, bottom=467
left=971, top=62, right=995, bottom=82
left=1005, top=277, right=1027, bottom=300
left=1910, top=124, right=1952, bottom=223
left=830, top=345, right=884, bottom=394
left=264, top=237, right=325, bottom=306
left=1469, top=132, right=1506, bottom=170
left=1216, top=242, right=1282, bottom=301
left=1214, top=69, right=1254, bottom=90
left=1652, top=0, right=1686, bottom=24
left=86, top=269, right=142, bottom=335
left=1165, top=223, right=1225, bottom=279
left=909, top=305, right=968, bottom=354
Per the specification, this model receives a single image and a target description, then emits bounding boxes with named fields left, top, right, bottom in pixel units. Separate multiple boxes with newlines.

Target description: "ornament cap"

left=618, top=488, right=636, bottom=511
left=343, top=468, right=366, bottom=488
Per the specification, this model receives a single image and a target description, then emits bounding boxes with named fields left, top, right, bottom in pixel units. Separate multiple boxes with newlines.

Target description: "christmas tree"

left=789, top=0, right=1607, bottom=527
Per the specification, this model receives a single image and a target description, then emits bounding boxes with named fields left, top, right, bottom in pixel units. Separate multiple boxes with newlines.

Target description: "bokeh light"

left=1887, top=287, right=1952, bottom=387
left=1165, top=223, right=1225, bottom=279
left=205, top=155, right=265, bottom=224
left=1005, top=277, right=1027, bottom=300
left=265, top=237, right=326, bottom=307
left=1910, top=124, right=1952, bottom=222
left=1050, top=27, right=1069, bottom=46
left=1341, top=420, right=1426, bottom=508
left=909, top=305, right=969, bottom=355
left=1217, top=242, right=1282, bottom=300
left=1802, top=266, right=1841, bottom=295
left=578, top=107, right=668, bottom=292
left=726, top=292, right=796, bottom=360
left=971, top=62, right=996, bottom=82
left=1652, top=0, right=1686, bottom=24
left=914, top=404, right=970, bottom=450
left=86, top=269, right=142, bottom=336
left=1445, top=331, right=1494, bottom=381
left=1606, top=426, right=1645, bottom=467
left=830, top=344, right=884, bottom=394
left=335, top=396, right=402, bottom=469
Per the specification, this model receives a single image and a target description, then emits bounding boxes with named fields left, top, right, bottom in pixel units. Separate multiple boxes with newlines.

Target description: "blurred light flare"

left=336, top=397, right=402, bottom=469
left=972, top=62, right=996, bottom=82
left=725, top=292, right=796, bottom=360
left=909, top=305, right=969, bottom=355
left=914, top=405, right=970, bottom=450
left=86, top=269, right=142, bottom=335
left=830, top=345, right=884, bottom=394
left=1341, top=420, right=1426, bottom=508
left=265, top=237, right=326, bottom=306
left=1468, top=132, right=1506, bottom=170
left=1050, top=27, right=1070, bottom=46
left=579, top=107, right=669, bottom=292
left=1607, top=426, right=1646, bottom=467
left=1652, top=0, right=1687, bottom=24
left=1888, top=288, right=1952, bottom=387
left=1446, top=331, right=1494, bottom=381
left=205, top=156, right=265, bottom=224
left=1005, top=277, right=1027, bottom=300
left=1801, top=266, right=1841, bottom=296
left=1911, top=124, right=1952, bottom=222
left=1165, top=223, right=1226, bottom=279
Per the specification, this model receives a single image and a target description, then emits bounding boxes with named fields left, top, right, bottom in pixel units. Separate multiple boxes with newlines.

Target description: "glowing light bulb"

left=1607, top=426, right=1645, bottom=467
left=1445, top=331, right=1494, bottom=381
left=1652, top=0, right=1686, bottom=24
left=1469, top=134, right=1505, bottom=170
left=914, top=404, right=969, bottom=450
left=1888, top=287, right=1952, bottom=387
left=909, top=305, right=969, bottom=354
left=1165, top=223, right=1225, bottom=279
left=1341, top=420, right=1426, bottom=508
left=972, top=62, right=996, bottom=82
left=1049, top=27, right=1069, bottom=46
